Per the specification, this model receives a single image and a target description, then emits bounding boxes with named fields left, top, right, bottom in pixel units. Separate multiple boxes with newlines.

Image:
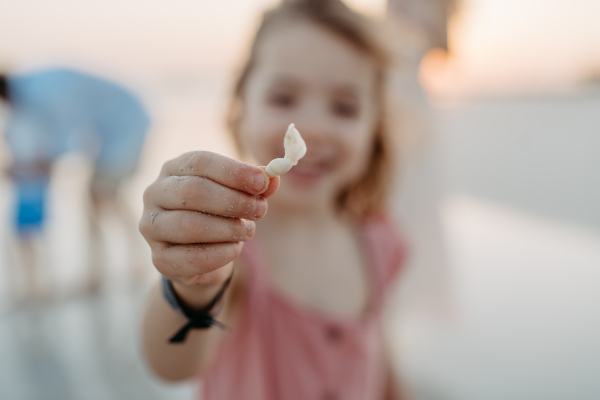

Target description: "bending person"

left=0, top=68, right=151, bottom=299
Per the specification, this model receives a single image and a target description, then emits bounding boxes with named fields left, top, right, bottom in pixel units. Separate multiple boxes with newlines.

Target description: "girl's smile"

left=286, top=156, right=334, bottom=186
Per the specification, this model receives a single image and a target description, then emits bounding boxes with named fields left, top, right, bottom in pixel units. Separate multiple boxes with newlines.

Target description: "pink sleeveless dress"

left=200, top=215, right=407, bottom=400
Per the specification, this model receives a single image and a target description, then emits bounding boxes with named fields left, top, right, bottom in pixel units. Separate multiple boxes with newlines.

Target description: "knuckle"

left=163, top=155, right=183, bottom=176
left=139, top=216, right=149, bottom=237
left=151, top=248, right=168, bottom=272
left=179, top=151, right=198, bottom=163
left=189, top=150, right=214, bottom=172
left=139, top=211, right=157, bottom=239
left=173, top=151, right=201, bottom=174
left=229, top=242, right=244, bottom=260
left=160, top=160, right=171, bottom=176
left=142, top=184, right=155, bottom=206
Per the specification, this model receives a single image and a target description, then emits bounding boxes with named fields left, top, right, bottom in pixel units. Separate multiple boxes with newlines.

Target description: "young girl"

left=140, top=0, right=407, bottom=398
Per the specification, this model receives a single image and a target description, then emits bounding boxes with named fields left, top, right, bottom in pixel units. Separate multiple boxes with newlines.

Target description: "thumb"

left=259, top=166, right=281, bottom=198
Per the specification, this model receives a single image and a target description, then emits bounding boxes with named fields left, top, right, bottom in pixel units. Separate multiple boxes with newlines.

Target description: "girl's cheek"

left=239, top=106, right=275, bottom=163
left=332, top=137, right=365, bottom=184
left=342, top=127, right=375, bottom=179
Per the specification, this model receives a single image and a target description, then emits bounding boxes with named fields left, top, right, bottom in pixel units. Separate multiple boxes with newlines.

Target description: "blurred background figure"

left=1, top=73, right=54, bottom=303
left=0, top=67, right=150, bottom=301
left=385, top=0, right=456, bottom=316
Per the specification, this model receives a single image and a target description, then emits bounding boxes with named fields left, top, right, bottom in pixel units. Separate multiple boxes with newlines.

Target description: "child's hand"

left=139, top=151, right=279, bottom=301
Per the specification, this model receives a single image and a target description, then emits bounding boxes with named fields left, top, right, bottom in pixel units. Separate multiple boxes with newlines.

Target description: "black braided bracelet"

left=162, top=274, right=232, bottom=344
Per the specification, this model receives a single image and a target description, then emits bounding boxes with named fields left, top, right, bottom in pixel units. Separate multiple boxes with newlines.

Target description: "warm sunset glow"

left=426, top=0, right=600, bottom=100
left=1, top=0, right=599, bottom=99
left=419, top=48, right=454, bottom=97
left=344, top=0, right=387, bottom=18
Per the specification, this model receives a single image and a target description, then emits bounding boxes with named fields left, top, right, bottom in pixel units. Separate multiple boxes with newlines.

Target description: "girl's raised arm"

left=139, top=151, right=279, bottom=381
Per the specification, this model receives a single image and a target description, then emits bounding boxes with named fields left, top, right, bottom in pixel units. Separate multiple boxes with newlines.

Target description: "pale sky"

left=1, top=0, right=599, bottom=99
left=441, top=0, right=600, bottom=97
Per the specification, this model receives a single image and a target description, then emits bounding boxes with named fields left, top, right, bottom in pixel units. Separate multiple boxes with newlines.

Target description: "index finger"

left=163, top=151, right=270, bottom=195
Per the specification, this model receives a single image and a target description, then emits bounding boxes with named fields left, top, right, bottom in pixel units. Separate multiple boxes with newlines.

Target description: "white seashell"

left=265, top=123, right=307, bottom=177
left=283, top=123, right=307, bottom=165
left=265, top=158, right=293, bottom=177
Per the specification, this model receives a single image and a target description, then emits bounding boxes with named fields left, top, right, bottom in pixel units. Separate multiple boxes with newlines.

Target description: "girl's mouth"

left=287, top=158, right=332, bottom=182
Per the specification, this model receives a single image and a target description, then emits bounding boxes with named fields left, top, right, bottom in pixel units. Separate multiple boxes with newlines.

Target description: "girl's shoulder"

left=360, top=213, right=408, bottom=291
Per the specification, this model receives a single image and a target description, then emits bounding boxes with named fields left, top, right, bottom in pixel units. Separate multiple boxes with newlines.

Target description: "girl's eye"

left=267, top=92, right=296, bottom=108
left=331, top=100, right=359, bottom=118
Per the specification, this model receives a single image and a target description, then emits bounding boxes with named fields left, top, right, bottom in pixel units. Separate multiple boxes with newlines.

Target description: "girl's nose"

left=293, top=104, right=335, bottom=144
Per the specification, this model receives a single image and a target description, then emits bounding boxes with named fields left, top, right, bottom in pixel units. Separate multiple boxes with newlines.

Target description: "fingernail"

left=246, top=220, right=256, bottom=238
left=252, top=171, right=267, bottom=193
left=254, top=197, right=267, bottom=219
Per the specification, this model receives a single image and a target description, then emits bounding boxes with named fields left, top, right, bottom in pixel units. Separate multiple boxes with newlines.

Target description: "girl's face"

left=239, top=19, right=379, bottom=215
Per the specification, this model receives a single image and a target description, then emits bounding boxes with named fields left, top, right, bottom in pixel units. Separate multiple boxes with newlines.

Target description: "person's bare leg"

left=88, top=173, right=148, bottom=290
left=5, top=233, right=23, bottom=306
left=108, top=185, right=149, bottom=286
left=88, top=176, right=138, bottom=292
left=19, top=237, right=44, bottom=302
left=87, top=189, right=106, bottom=294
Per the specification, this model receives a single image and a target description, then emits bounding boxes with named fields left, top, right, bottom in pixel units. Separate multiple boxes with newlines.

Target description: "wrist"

left=171, top=279, right=224, bottom=310
left=162, top=270, right=234, bottom=343
left=171, top=262, right=235, bottom=309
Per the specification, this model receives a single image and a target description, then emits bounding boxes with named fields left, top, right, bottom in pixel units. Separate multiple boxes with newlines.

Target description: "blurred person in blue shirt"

left=0, top=68, right=150, bottom=300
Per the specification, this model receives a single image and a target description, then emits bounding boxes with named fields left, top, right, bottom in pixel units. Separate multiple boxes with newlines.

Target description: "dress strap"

left=359, top=215, right=407, bottom=306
